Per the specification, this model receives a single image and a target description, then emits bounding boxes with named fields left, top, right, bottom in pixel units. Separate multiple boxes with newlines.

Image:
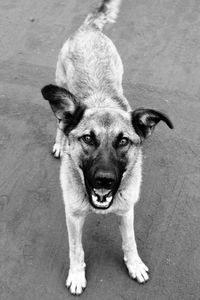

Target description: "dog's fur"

left=41, top=0, right=173, bottom=295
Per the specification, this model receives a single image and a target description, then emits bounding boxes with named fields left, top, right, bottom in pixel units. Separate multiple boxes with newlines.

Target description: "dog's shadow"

left=83, top=213, right=125, bottom=274
left=81, top=134, right=176, bottom=282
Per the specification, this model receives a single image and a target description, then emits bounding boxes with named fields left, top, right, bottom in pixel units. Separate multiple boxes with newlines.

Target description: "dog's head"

left=41, top=84, right=173, bottom=210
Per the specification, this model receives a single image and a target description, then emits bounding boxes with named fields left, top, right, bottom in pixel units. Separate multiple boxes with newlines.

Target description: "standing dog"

left=41, top=0, right=173, bottom=295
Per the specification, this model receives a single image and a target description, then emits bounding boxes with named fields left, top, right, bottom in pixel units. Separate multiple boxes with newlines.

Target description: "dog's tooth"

left=92, top=194, right=98, bottom=202
left=91, top=192, right=113, bottom=209
left=106, top=196, right=112, bottom=203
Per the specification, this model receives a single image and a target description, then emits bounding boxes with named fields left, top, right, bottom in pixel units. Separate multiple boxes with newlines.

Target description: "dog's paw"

left=66, top=270, right=87, bottom=295
left=125, top=257, right=149, bottom=283
left=52, top=143, right=63, bottom=158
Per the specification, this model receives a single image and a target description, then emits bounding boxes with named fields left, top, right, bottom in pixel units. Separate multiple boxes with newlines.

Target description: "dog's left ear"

left=131, top=108, right=173, bottom=140
left=41, top=84, right=86, bottom=134
left=41, top=84, right=78, bottom=119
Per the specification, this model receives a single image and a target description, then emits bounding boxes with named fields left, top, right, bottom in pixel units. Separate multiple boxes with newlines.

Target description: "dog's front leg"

left=65, top=212, right=87, bottom=295
left=119, top=208, right=149, bottom=283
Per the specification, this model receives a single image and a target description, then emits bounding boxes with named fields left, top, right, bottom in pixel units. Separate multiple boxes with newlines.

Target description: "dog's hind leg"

left=52, top=122, right=65, bottom=158
left=119, top=208, right=149, bottom=283
left=51, top=59, right=67, bottom=158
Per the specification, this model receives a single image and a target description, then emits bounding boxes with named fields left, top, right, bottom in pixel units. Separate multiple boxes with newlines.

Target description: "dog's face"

left=68, top=108, right=142, bottom=209
left=41, top=84, right=173, bottom=210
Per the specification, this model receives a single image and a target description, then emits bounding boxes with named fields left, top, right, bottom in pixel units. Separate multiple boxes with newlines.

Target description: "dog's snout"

left=94, top=171, right=115, bottom=189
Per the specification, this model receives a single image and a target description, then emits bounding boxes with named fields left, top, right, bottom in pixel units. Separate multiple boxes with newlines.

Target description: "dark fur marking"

left=41, top=84, right=75, bottom=102
left=63, top=105, right=86, bottom=135
left=41, top=84, right=77, bottom=120
left=131, top=108, right=173, bottom=140
left=41, top=84, right=86, bottom=134
left=100, top=112, right=113, bottom=128
left=89, top=131, right=100, bottom=147
left=98, top=0, right=110, bottom=13
left=113, top=132, right=123, bottom=148
left=112, top=95, right=129, bottom=111
left=82, top=142, right=127, bottom=195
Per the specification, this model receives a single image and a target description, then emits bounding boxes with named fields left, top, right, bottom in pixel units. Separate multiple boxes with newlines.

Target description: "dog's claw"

left=66, top=270, right=87, bottom=295
left=125, top=257, right=149, bottom=284
left=52, top=143, right=63, bottom=158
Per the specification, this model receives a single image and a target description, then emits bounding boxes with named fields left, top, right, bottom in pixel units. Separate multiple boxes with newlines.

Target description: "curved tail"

left=84, top=0, right=122, bottom=31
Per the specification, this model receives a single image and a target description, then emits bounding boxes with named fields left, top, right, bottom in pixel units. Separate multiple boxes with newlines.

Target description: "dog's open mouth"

left=89, top=188, right=114, bottom=209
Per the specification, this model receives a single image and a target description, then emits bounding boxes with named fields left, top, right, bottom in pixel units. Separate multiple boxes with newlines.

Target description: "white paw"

left=125, top=257, right=149, bottom=283
left=66, top=270, right=87, bottom=295
left=52, top=143, right=63, bottom=158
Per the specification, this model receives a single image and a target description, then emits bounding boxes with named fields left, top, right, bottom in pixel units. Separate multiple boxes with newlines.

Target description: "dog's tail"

left=84, top=0, right=122, bottom=31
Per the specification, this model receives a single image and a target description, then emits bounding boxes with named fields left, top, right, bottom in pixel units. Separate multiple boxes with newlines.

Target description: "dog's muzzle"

left=85, top=169, right=120, bottom=209
left=90, top=188, right=113, bottom=209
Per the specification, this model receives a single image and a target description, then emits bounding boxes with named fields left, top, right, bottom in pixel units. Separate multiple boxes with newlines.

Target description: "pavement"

left=0, top=0, right=200, bottom=299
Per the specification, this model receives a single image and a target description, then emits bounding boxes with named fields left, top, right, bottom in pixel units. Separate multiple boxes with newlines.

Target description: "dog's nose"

left=94, top=171, right=116, bottom=189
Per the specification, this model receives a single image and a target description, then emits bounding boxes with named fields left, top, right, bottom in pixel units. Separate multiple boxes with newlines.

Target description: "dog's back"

left=55, top=0, right=129, bottom=110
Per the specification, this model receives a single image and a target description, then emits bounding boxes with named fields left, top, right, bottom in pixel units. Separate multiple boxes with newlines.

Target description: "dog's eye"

left=81, top=134, right=94, bottom=146
left=118, top=137, right=130, bottom=147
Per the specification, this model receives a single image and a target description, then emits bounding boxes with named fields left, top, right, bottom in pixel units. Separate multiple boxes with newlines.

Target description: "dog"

left=41, top=0, right=173, bottom=295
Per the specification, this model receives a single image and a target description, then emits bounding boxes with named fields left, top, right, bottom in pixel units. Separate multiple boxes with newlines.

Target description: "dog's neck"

left=83, top=91, right=131, bottom=111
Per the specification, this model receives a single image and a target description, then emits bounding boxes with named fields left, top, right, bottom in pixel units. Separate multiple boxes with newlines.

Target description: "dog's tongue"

left=91, top=189, right=113, bottom=208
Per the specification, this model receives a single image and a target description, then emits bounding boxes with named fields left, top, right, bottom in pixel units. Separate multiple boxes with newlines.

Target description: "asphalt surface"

left=0, top=1, right=200, bottom=299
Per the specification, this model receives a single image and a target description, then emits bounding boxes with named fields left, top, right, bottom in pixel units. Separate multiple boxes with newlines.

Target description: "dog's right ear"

left=131, top=108, right=173, bottom=141
left=41, top=84, right=77, bottom=120
left=41, top=84, right=86, bottom=133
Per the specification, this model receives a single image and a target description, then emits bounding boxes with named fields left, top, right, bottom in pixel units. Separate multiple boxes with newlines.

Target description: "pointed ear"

left=131, top=108, right=173, bottom=140
left=41, top=84, right=85, bottom=134
left=41, top=84, right=77, bottom=120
